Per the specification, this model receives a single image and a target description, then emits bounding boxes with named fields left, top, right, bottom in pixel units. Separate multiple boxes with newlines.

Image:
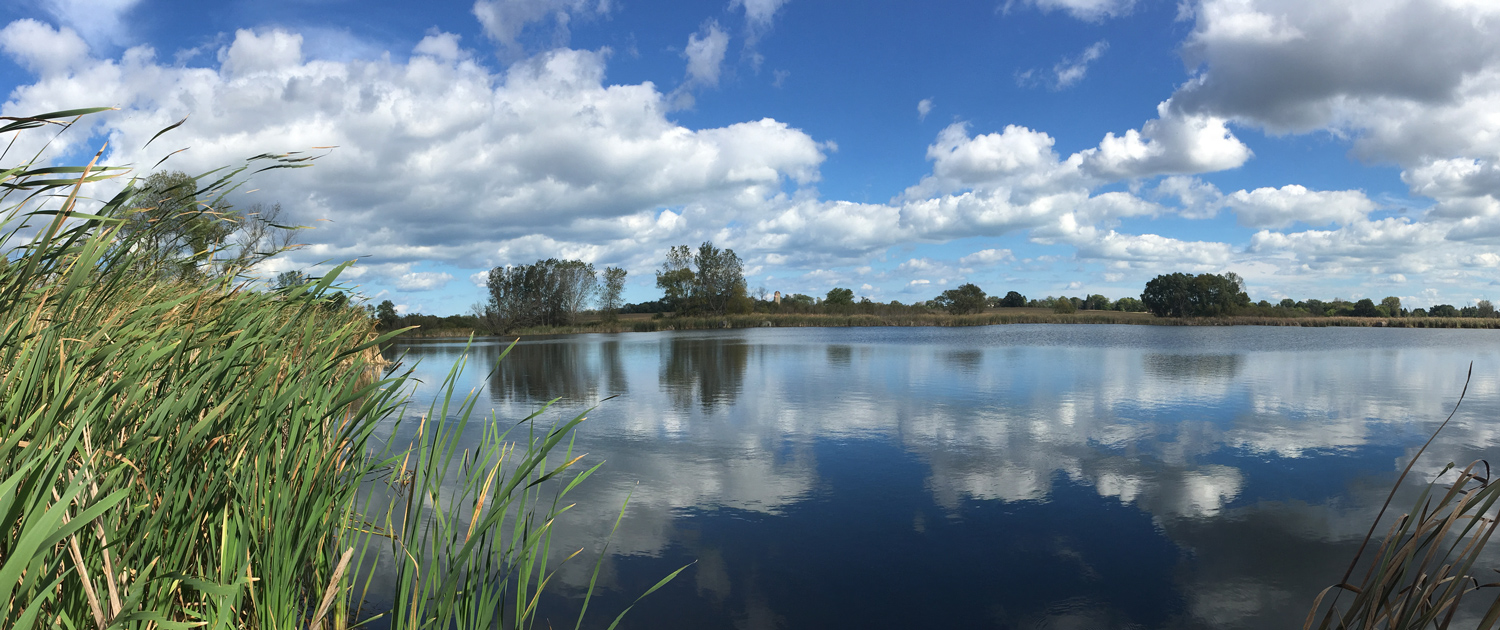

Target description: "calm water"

left=385, top=325, right=1500, bottom=629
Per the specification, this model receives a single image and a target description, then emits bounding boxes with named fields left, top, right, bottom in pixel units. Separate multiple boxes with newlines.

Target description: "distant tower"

left=774, top=291, right=782, bottom=305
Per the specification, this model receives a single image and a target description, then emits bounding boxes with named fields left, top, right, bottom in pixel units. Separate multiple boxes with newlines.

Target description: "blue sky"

left=2, top=0, right=1498, bottom=314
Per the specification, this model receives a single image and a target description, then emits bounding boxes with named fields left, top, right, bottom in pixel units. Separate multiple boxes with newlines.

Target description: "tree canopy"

left=934, top=283, right=987, bottom=315
left=1140, top=272, right=1250, bottom=318
left=481, top=259, right=597, bottom=332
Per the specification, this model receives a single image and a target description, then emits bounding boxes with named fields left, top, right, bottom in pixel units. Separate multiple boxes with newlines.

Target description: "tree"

left=1141, top=272, right=1250, bottom=318
left=1480, top=300, right=1496, bottom=318
left=656, top=242, right=747, bottom=316
left=1352, top=298, right=1379, bottom=317
left=483, top=259, right=597, bottom=332
left=271, top=270, right=308, bottom=290
left=692, top=242, right=746, bottom=316
left=122, top=170, right=239, bottom=279
left=1381, top=296, right=1402, bottom=317
left=375, top=299, right=399, bottom=330
left=934, top=283, right=986, bottom=315
left=1431, top=304, right=1459, bottom=317
left=1280, top=298, right=1296, bottom=309
left=1141, top=273, right=1196, bottom=317
left=1113, top=297, right=1145, bottom=312
left=1052, top=296, right=1077, bottom=314
left=825, top=287, right=855, bottom=306
left=655, top=245, right=695, bottom=312
left=600, top=266, right=627, bottom=321
left=999, top=291, right=1027, bottom=308
left=1083, top=294, right=1111, bottom=310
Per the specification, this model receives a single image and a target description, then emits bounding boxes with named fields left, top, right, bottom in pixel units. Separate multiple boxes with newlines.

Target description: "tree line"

left=1138, top=271, right=1498, bottom=319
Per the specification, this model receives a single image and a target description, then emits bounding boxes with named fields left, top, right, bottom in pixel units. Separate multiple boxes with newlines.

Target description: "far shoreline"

left=387, top=308, right=1500, bottom=341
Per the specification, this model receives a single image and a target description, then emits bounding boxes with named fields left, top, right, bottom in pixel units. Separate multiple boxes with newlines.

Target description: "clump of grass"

left=0, top=109, right=673, bottom=629
left=1307, top=365, right=1500, bottom=629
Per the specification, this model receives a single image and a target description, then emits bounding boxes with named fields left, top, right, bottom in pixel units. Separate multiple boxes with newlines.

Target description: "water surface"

left=388, top=325, right=1500, bottom=629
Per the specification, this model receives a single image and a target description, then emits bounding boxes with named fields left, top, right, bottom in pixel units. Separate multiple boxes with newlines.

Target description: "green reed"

left=0, top=109, right=674, bottom=629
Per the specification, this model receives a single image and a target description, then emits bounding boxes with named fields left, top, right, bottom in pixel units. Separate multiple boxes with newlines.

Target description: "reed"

left=1307, top=366, right=1500, bottom=629
left=0, top=110, right=671, bottom=629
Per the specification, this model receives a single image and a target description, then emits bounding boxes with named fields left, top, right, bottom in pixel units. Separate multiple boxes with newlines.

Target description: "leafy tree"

left=375, top=299, right=399, bottom=329
left=1052, top=296, right=1077, bottom=314
left=999, top=291, right=1027, bottom=307
left=1303, top=299, right=1327, bottom=316
left=985, top=295, right=1002, bottom=308
left=934, top=283, right=986, bottom=315
left=1140, top=273, right=1196, bottom=317
left=271, top=270, right=308, bottom=290
left=599, top=266, right=628, bottom=321
left=1113, top=297, right=1145, bottom=312
left=1279, top=298, right=1296, bottom=309
left=656, top=242, right=747, bottom=316
left=1140, top=272, right=1250, bottom=318
left=692, top=242, right=746, bottom=316
left=1381, top=296, right=1402, bottom=317
left=783, top=293, right=816, bottom=309
left=825, top=287, right=855, bottom=306
left=1430, top=304, right=1459, bottom=317
left=122, top=170, right=239, bottom=278
left=483, top=259, right=597, bottom=332
left=1083, top=294, right=1111, bottom=310
left=1480, top=300, right=1496, bottom=318
left=655, top=245, right=695, bottom=312
left=1352, top=298, right=1379, bottom=317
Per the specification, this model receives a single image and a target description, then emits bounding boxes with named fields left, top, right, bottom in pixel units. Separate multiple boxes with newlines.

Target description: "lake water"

left=385, top=325, right=1500, bottom=629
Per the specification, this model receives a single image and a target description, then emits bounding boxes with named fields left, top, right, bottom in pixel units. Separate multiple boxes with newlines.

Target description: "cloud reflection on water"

left=393, top=325, right=1500, bottom=629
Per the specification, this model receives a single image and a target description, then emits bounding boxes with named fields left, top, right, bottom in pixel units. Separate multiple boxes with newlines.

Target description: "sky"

left=1, top=0, right=1498, bottom=314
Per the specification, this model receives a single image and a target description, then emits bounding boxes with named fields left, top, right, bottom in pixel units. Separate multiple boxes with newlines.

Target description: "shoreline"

left=389, top=309, right=1500, bottom=340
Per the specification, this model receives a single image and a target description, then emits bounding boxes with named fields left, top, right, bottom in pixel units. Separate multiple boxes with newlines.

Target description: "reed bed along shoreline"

left=395, top=309, right=1500, bottom=339
left=1, top=110, right=673, bottom=630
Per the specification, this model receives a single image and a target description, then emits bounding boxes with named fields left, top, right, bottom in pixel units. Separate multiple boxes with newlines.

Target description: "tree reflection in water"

left=661, top=335, right=750, bottom=412
left=485, top=339, right=600, bottom=404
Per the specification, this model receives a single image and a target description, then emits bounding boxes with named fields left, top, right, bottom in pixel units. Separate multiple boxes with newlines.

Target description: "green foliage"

left=376, top=298, right=399, bottom=329
left=271, top=269, right=308, bottom=290
left=1113, top=297, right=1146, bottom=312
left=1140, top=272, right=1250, bottom=318
left=600, top=266, right=627, bottom=320
left=825, top=287, right=855, bottom=306
left=1052, top=296, right=1077, bottom=314
left=934, top=283, right=987, bottom=315
left=655, top=245, right=695, bottom=311
left=0, top=110, right=670, bottom=629
left=655, top=242, right=746, bottom=316
left=483, top=258, right=597, bottom=332
left=1083, top=294, right=1111, bottom=310
left=999, top=290, right=1027, bottom=308
left=1381, top=296, right=1403, bottom=317
left=1353, top=298, right=1379, bottom=317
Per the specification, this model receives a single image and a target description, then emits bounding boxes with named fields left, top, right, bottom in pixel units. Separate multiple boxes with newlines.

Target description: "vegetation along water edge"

left=0, top=109, right=680, bottom=629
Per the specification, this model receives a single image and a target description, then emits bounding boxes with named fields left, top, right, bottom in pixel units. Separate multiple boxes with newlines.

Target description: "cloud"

left=959, top=248, right=1015, bottom=266
left=40, top=0, right=140, bottom=49
left=1224, top=185, right=1376, bottom=228
left=471, top=0, right=610, bottom=52
left=1008, top=0, right=1135, bottom=21
left=0, top=19, right=89, bottom=77
left=395, top=271, right=455, bottom=291
left=1080, top=100, right=1252, bottom=179
left=731, top=0, right=791, bottom=32
left=917, top=98, right=934, bottom=121
left=1052, top=40, right=1108, bottom=89
left=683, top=21, right=729, bottom=87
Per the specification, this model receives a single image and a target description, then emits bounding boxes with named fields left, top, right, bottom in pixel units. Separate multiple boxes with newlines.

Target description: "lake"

left=384, top=324, right=1500, bottom=629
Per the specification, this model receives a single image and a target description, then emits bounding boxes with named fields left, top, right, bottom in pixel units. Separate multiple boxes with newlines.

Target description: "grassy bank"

left=1, top=111, right=664, bottom=629
left=396, top=308, right=1500, bottom=338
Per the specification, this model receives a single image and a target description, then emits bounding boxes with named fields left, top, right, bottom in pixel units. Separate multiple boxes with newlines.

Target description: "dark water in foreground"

left=386, top=325, right=1500, bottom=629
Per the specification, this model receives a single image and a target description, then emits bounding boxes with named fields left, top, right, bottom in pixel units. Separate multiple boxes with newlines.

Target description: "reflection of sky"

left=387, top=325, right=1500, bottom=629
